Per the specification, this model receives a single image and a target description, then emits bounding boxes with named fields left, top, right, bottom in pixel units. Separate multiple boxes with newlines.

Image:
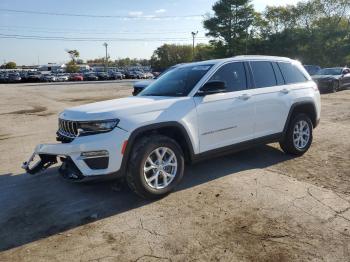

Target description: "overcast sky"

left=0, top=0, right=300, bottom=65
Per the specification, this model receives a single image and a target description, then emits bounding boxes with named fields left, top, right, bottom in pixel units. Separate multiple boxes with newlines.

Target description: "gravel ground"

left=0, top=81, right=349, bottom=262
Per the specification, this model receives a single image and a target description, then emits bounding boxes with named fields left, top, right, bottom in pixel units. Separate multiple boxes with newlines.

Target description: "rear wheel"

left=280, top=114, right=313, bottom=156
left=332, top=81, right=339, bottom=93
left=126, top=135, right=184, bottom=199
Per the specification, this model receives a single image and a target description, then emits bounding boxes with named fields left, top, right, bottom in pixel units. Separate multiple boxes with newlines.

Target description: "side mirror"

left=197, top=81, right=226, bottom=96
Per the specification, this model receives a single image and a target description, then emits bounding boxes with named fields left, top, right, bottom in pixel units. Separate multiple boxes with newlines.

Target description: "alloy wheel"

left=293, top=120, right=311, bottom=150
left=143, top=147, right=178, bottom=190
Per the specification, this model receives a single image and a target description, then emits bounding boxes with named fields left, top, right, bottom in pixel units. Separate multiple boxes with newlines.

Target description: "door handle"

left=238, top=94, right=251, bottom=100
left=280, top=88, right=290, bottom=94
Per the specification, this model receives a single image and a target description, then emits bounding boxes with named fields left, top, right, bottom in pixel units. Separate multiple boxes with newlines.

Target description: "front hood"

left=134, top=80, right=154, bottom=88
left=60, top=96, right=183, bottom=122
left=312, top=75, right=340, bottom=80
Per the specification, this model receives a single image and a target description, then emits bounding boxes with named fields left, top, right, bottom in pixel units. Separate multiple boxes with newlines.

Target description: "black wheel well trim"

left=283, top=101, right=318, bottom=134
left=119, top=121, right=196, bottom=175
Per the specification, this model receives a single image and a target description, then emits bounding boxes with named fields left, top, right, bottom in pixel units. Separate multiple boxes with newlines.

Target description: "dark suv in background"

left=312, top=67, right=350, bottom=93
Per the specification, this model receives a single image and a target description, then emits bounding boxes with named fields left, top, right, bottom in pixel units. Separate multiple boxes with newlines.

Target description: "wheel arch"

left=283, top=101, right=318, bottom=134
left=120, top=122, right=195, bottom=176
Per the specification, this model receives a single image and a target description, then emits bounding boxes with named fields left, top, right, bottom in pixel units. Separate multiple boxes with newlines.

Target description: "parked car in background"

left=19, top=72, right=28, bottom=82
left=6, top=73, right=22, bottom=83
left=84, top=72, right=99, bottom=81
left=312, top=67, right=350, bottom=93
left=110, top=71, right=124, bottom=80
left=27, top=72, right=42, bottom=82
left=56, top=74, right=70, bottom=82
left=97, top=72, right=110, bottom=81
left=304, top=65, right=321, bottom=76
left=144, top=72, right=154, bottom=79
left=135, top=71, right=145, bottom=79
left=42, top=74, right=57, bottom=82
left=70, top=73, right=84, bottom=81
left=126, top=71, right=138, bottom=79
left=133, top=64, right=181, bottom=96
left=0, top=73, right=8, bottom=83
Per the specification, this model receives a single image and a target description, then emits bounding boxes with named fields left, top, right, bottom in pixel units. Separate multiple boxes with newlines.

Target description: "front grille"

left=57, top=119, right=79, bottom=142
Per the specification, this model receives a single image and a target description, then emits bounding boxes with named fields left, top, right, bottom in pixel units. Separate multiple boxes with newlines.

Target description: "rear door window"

left=278, top=62, right=308, bottom=84
left=250, top=61, right=277, bottom=88
left=209, top=62, right=247, bottom=92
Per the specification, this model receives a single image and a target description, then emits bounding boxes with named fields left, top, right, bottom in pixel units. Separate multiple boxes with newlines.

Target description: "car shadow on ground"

left=0, top=144, right=293, bottom=251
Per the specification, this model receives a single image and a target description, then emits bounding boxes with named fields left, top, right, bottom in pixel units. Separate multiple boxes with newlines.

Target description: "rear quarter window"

left=278, top=62, right=308, bottom=84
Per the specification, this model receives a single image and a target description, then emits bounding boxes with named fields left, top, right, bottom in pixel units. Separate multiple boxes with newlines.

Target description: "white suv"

left=23, top=56, right=321, bottom=199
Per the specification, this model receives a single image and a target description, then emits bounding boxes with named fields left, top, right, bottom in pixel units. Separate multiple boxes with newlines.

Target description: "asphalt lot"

left=0, top=81, right=349, bottom=261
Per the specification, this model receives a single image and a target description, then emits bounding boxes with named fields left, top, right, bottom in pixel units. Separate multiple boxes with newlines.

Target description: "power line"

left=0, top=8, right=203, bottom=19
left=0, top=27, right=205, bottom=36
left=0, top=25, right=204, bottom=34
left=0, top=33, right=207, bottom=42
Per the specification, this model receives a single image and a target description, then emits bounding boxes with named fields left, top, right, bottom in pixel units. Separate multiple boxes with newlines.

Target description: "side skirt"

left=191, top=133, right=284, bottom=163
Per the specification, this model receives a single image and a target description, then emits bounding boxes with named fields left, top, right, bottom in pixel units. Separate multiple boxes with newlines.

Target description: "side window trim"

left=272, top=62, right=286, bottom=85
left=276, top=62, right=288, bottom=85
left=244, top=61, right=254, bottom=89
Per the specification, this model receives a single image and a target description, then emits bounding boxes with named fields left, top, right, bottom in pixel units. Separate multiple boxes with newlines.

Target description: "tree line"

left=151, top=0, right=350, bottom=70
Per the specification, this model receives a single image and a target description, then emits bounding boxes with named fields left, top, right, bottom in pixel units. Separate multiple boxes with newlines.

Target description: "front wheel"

left=280, top=114, right=313, bottom=156
left=126, top=135, right=184, bottom=199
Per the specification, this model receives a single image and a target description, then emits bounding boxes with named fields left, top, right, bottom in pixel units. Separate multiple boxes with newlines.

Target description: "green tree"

left=248, top=0, right=350, bottom=67
left=194, top=44, right=217, bottom=61
left=150, top=44, right=193, bottom=70
left=65, top=49, right=80, bottom=72
left=4, top=61, right=16, bottom=69
left=65, top=61, right=79, bottom=73
left=203, top=0, right=255, bottom=56
left=66, top=49, right=80, bottom=63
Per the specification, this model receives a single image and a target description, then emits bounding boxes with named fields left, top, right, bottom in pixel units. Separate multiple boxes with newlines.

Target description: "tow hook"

left=22, top=153, right=57, bottom=175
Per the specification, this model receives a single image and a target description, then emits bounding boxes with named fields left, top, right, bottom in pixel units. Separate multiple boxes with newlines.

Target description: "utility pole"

left=103, top=42, right=108, bottom=72
left=191, top=31, right=198, bottom=60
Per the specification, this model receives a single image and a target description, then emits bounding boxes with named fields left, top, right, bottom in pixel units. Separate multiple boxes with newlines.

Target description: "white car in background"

left=56, top=74, right=70, bottom=82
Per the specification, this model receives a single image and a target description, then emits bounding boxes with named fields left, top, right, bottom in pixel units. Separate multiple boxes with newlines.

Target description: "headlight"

left=78, top=119, right=120, bottom=136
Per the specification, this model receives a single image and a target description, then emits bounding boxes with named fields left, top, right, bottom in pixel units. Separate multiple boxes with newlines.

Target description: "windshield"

left=317, top=68, right=342, bottom=75
left=140, top=64, right=213, bottom=97
left=155, top=66, right=177, bottom=79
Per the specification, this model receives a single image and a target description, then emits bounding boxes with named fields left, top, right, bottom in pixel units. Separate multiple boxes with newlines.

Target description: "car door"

left=341, top=68, right=350, bottom=88
left=193, top=62, right=255, bottom=153
left=249, top=61, right=291, bottom=138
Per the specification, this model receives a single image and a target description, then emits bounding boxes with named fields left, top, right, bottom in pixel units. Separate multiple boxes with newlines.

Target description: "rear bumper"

left=24, top=128, right=129, bottom=179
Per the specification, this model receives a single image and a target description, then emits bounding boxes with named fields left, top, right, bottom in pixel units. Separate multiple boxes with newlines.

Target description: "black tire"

left=279, top=113, right=313, bottom=156
left=331, top=81, right=339, bottom=93
left=126, top=134, right=185, bottom=199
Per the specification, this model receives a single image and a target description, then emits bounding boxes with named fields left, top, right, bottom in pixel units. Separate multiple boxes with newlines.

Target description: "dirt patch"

left=59, top=97, right=115, bottom=104
left=0, top=134, right=10, bottom=141
left=0, top=106, right=47, bottom=115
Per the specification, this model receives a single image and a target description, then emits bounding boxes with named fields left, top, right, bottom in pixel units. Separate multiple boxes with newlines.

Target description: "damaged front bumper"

left=22, top=128, right=129, bottom=180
